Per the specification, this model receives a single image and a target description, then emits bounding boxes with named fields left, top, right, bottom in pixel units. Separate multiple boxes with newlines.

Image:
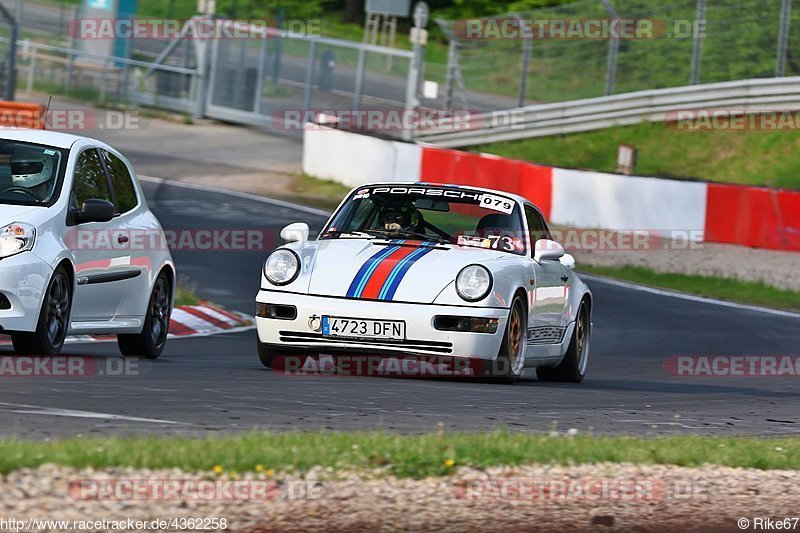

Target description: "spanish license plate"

left=322, top=316, right=405, bottom=341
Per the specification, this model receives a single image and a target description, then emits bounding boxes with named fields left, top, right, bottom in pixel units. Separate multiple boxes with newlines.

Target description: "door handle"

left=117, top=235, right=129, bottom=244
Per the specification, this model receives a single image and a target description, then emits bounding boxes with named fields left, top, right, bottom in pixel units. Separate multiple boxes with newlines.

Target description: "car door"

left=525, top=205, right=568, bottom=341
left=99, top=148, right=153, bottom=319
left=68, top=148, right=132, bottom=324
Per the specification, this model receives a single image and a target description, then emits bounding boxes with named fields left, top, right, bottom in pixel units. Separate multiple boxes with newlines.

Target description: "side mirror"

left=560, top=253, right=576, bottom=270
left=280, top=222, right=309, bottom=243
left=75, top=199, right=115, bottom=224
left=534, top=239, right=565, bottom=262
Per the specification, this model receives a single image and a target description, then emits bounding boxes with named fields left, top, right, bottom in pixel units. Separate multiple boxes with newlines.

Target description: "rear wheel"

left=12, top=266, right=72, bottom=355
left=488, top=296, right=527, bottom=384
left=538, top=301, right=590, bottom=383
left=118, top=272, right=171, bottom=359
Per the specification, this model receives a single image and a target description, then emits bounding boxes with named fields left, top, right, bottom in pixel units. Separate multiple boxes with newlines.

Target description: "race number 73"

left=480, top=194, right=514, bottom=214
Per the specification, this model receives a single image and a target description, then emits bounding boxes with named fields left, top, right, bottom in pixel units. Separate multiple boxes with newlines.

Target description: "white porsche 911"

left=255, top=182, right=592, bottom=383
left=0, top=130, right=174, bottom=357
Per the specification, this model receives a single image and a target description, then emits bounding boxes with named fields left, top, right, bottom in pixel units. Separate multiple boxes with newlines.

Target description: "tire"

left=538, top=301, right=590, bottom=383
left=11, top=266, right=72, bottom=356
left=488, top=295, right=527, bottom=384
left=257, top=343, right=313, bottom=371
left=257, top=341, right=277, bottom=368
left=118, top=272, right=171, bottom=359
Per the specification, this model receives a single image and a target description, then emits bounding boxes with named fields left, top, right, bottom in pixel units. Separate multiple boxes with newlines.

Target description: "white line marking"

left=139, top=175, right=332, bottom=217
left=0, top=402, right=187, bottom=425
left=581, top=273, right=800, bottom=319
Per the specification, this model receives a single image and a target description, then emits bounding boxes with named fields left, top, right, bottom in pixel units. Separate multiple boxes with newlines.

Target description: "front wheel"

left=257, top=341, right=277, bottom=368
left=487, top=296, right=527, bottom=384
left=12, top=266, right=72, bottom=355
left=538, top=301, right=590, bottom=383
left=118, top=272, right=171, bottom=359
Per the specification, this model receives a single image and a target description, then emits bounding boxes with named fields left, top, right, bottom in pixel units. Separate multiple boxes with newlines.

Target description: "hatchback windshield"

left=322, top=185, right=528, bottom=255
left=0, top=140, right=66, bottom=206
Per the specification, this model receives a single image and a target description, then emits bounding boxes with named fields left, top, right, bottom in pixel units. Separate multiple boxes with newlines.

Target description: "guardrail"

left=414, top=77, right=800, bottom=147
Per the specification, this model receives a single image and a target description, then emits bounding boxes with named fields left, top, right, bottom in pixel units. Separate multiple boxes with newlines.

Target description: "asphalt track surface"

left=1, top=180, right=800, bottom=439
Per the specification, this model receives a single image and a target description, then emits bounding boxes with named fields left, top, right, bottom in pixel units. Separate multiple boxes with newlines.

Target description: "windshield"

left=0, top=140, right=67, bottom=206
left=322, top=185, right=528, bottom=255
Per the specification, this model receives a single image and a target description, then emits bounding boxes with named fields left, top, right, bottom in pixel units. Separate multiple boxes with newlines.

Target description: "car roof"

left=358, top=181, right=532, bottom=207
left=0, top=128, right=102, bottom=149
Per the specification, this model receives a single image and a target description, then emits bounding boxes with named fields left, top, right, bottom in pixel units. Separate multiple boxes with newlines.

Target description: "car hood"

left=306, top=239, right=509, bottom=304
left=0, top=204, right=48, bottom=227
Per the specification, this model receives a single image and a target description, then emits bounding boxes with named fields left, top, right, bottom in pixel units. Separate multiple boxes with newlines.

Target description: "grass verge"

left=174, top=276, right=201, bottom=307
left=473, top=121, right=800, bottom=190
left=0, top=432, right=798, bottom=477
left=274, top=173, right=350, bottom=211
left=579, top=265, right=800, bottom=312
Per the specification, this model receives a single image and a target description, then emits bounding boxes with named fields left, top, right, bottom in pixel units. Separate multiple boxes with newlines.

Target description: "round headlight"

left=455, top=265, right=492, bottom=302
left=264, top=249, right=300, bottom=285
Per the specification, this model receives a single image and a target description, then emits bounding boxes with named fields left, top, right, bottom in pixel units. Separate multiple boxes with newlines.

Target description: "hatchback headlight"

left=455, top=264, right=492, bottom=302
left=264, top=249, right=300, bottom=285
left=0, top=223, right=36, bottom=259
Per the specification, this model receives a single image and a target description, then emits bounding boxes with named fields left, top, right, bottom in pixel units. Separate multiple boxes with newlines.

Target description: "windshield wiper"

left=363, top=228, right=449, bottom=245
left=321, top=230, right=376, bottom=239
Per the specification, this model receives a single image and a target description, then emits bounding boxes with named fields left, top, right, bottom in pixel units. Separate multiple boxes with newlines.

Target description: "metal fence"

left=415, top=76, right=800, bottom=146
left=0, top=2, right=420, bottom=140
left=433, top=0, right=799, bottom=112
left=5, top=0, right=800, bottom=140
left=11, top=39, right=199, bottom=114
left=204, top=23, right=415, bottom=138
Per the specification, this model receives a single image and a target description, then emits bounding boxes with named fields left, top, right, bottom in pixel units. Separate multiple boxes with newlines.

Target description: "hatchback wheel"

left=118, top=272, right=171, bottom=359
left=12, top=266, right=72, bottom=355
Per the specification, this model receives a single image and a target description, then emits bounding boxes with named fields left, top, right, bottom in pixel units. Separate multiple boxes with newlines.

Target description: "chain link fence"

left=4, top=0, right=798, bottom=133
left=1, top=0, right=419, bottom=139
left=433, top=0, right=797, bottom=112
left=206, top=30, right=414, bottom=135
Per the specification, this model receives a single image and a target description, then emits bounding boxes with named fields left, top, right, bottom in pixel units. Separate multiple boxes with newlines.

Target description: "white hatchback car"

left=0, top=130, right=174, bottom=357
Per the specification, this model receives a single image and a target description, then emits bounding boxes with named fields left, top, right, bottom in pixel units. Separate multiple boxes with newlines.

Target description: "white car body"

left=0, top=129, right=174, bottom=355
left=256, top=182, right=593, bottom=382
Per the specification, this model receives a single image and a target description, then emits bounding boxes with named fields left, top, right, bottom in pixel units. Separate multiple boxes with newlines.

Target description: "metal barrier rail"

left=415, top=76, right=800, bottom=147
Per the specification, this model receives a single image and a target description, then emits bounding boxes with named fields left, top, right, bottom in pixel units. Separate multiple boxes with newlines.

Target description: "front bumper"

left=256, top=290, right=509, bottom=359
left=0, top=252, right=52, bottom=333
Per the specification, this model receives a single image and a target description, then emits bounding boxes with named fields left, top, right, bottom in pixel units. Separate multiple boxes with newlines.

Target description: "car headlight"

left=0, top=223, right=36, bottom=259
left=264, top=249, right=300, bottom=285
left=455, top=264, right=492, bottom=302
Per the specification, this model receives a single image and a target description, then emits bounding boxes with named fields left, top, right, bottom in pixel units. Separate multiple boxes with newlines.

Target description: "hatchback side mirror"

left=280, top=222, right=309, bottom=243
left=75, top=199, right=116, bottom=224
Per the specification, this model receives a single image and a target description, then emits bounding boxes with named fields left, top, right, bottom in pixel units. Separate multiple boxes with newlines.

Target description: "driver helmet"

left=10, top=147, right=54, bottom=189
left=383, top=201, right=420, bottom=231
